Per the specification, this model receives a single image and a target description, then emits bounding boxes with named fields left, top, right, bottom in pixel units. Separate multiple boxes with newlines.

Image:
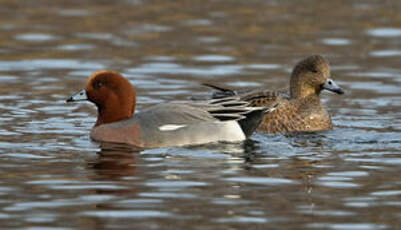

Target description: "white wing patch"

left=158, top=124, right=187, bottom=131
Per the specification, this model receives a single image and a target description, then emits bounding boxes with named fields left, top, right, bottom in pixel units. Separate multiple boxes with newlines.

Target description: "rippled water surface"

left=0, top=0, right=401, bottom=229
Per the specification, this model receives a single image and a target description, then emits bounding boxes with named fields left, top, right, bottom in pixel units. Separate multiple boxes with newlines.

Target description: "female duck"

left=203, top=55, right=344, bottom=133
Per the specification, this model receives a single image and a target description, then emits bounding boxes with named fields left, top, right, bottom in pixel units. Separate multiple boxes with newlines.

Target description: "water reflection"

left=14, top=33, right=59, bottom=42
left=0, top=0, right=400, bottom=229
left=366, top=28, right=401, bottom=37
left=0, top=59, right=104, bottom=71
left=89, top=144, right=140, bottom=180
left=321, top=38, right=351, bottom=46
left=370, top=50, right=401, bottom=57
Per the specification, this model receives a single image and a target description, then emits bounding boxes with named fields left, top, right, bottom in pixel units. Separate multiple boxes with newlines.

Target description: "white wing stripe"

left=158, top=124, right=187, bottom=131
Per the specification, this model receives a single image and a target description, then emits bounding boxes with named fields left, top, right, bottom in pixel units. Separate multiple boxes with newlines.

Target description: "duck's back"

left=248, top=93, right=332, bottom=133
left=204, top=84, right=333, bottom=133
left=238, top=88, right=289, bottom=107
left=90, top=99, right=272, bottom=148
left=91, top=103, right=247, bottom=148
left=218, top=88, right=330, bottom=133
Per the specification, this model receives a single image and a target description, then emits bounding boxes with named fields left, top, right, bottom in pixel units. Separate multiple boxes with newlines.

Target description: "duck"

left=66, top=70, right=277, bottom=148
left=202, top=55, right=344, bottom=133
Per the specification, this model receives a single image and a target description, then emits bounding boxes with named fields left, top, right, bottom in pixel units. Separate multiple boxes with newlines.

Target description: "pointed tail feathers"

left=237, top=103, right=279, bottom=137
left=202, top=83, right=237, bottom=98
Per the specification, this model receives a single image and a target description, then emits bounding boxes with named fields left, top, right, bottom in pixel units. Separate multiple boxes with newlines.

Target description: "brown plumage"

left=204, top=55, right=344, bottom=133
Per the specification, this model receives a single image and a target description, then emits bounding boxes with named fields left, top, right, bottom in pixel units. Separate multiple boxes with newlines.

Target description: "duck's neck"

left=290, top=85, right=316, bottom=99
left=290, top=79, right=322, bottom=99
left=95, top=94, right=136, bottom=126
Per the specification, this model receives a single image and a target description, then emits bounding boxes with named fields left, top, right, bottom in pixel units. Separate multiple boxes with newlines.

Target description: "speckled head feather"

left=290, top=55, right=331, bottom=99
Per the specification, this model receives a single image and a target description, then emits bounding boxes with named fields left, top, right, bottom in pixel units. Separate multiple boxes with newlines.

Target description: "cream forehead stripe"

left=158, top=124, right=187, bottom=131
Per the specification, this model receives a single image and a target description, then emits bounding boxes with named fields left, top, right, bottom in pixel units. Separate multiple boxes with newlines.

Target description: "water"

left=0, top=0, right=401, bottom=229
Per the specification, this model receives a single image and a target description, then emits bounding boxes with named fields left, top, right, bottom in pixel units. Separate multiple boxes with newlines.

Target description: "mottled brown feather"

left=204, top=55, right=343, bottom=134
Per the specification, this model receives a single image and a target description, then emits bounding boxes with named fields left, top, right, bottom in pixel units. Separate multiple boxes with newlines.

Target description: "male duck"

left=67, top=70, right=277, bottom=148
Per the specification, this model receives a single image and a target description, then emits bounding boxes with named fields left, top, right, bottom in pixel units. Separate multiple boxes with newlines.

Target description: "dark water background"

left=0, top=0, right=400, bottom=229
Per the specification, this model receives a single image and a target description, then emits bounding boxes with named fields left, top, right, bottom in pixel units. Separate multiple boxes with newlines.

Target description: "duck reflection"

left=88, top=142, right=142, bottom=181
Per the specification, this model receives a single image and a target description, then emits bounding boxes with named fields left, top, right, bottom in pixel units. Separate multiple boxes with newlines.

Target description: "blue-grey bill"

left=66, top=89, right=88, bottom=102
left=322, top=78, right=344, bottom=94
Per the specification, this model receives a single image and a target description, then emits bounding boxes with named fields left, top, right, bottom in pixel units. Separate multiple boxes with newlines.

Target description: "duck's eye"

left=311, top=69, right=318, bottom=73
left=94, top=81, right=104, bottom=89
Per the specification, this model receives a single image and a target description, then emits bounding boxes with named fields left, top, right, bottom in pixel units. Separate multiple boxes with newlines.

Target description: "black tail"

left=202, top=83, right=235, bottom=93
left=202, top=83, right=237, bottom=98
left=238, top=103, right=279, bottom=137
